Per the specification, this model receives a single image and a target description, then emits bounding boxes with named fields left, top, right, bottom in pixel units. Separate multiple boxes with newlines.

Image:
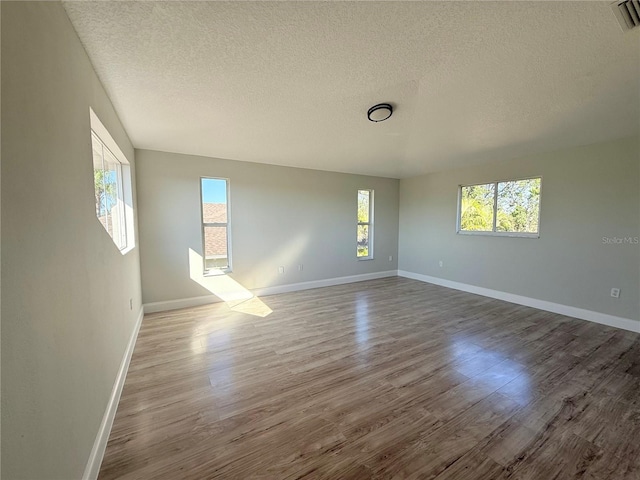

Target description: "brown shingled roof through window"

left=203, top=203, right=228, bottom=268
left=203, top=203, right=227, bottom=223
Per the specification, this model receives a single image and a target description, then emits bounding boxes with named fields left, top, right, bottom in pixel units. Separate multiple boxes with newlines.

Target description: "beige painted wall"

left=136, top=149, right=399, bottom=305
left=1, top=2, right=142, bottom=479
left=399, top=137, right=640, bottom=322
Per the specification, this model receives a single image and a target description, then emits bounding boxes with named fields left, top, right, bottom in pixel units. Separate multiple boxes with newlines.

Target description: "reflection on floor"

left=99, top=277, right=640, bottom=479
left=188, top=248, right=272, bottom=317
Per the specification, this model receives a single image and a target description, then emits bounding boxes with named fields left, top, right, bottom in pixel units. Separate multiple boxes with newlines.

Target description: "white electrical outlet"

left=439, top=260, right=443, bottom=268
left=611, top=288, right=620, bottom=298
left=278, top=266, right=285, bottom=274
left=389, top=255, right=393, bottom=262
left=298, top=264, right=303, bottom=271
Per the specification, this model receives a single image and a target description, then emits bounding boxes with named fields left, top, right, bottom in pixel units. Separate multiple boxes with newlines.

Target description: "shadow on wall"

left=188, top=248, right=273, bottom=317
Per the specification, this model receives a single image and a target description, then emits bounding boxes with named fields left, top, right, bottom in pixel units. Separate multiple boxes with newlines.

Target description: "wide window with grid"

left=458, top=177, right=541, bottom=236
left=90, top=109, right=135, bottom=253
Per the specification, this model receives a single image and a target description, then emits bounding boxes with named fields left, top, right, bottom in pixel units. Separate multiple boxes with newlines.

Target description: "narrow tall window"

left=90, top=108, right=134, bottom=253
left=201, top=178, right=231, bottom=273
left=357, top=189, right=374, bottom=259
left=458, top=177, right=541, bottom=236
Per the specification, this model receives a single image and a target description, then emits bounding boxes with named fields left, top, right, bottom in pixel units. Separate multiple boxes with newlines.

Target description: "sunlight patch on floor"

left=189, top=248, right=272, bottom=317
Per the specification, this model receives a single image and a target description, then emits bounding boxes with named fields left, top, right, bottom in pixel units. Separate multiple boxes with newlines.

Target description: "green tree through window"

left=459, top=178, right=541, bottom=235
left=357, top=190, right=373, bottom=258
left=460, top=184, right=495, bottom=231
left=92, top=131, right=126, bottom=249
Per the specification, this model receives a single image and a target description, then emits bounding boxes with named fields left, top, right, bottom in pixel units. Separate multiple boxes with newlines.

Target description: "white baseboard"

left=252, top=270, right=398, bottom=297
left=398, top=270, right=639, bottom=333
left=143, top=270, right=398, bottom=314
left=82, top=306, right=145, bottom=480
left=143, top=294, right=223, bottom=313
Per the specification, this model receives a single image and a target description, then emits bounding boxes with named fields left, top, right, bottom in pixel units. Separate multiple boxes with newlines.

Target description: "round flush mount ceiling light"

left=367, top=103, right=393, bottom=122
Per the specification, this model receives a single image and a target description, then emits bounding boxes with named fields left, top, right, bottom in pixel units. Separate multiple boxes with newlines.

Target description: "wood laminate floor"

left=99, top=277, right=640, bottom=479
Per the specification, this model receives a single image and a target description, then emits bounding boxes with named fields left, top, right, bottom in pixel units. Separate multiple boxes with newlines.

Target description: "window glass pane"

left=93, top=135, right=126, bottom=249
left=204, top=225, right=229, bottom=269
left=201, top=178, right=228, bottom=223
left=460, top=183, right=495, bottom=232
left=357, top=224, right=369, bottom=258
left=201, top=177, right=230, bottom=272
left=90, top=110, right=135, bottom=253
left=496, top=178, right=541, bottom=233
left=358, top=190, right=370, bottom=223
left=103, top=149, right=125, bottom=249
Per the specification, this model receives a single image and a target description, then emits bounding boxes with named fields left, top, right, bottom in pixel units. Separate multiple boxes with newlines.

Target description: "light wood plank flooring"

left=99, top=277, right=640, bottom=479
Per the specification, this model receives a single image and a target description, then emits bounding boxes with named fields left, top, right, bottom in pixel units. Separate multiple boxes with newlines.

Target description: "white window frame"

left=90, top=108, right=135, bottom=254
left=200, top=177, right=232, bottom=275
left=457, top=176, right=542, bottom=238
left=357, top=189, right=374, bottom=260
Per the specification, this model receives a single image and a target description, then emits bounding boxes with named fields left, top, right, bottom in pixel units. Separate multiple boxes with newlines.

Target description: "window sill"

left=457, top=231, right=539, bottom=239
left=120, top=245, right=136, bottom=255
left=357, top=257, right=374, bottom=261
left=204, top=268, right=232, bottom=277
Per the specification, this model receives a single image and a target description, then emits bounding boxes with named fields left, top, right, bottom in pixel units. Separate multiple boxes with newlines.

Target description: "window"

left=458, top=177, right=541, bottom=236
left=357, top=189, right=374, bottom=259
left=90, top=109, right=135, bottom=253
left=201, top=178, right=231, bottom=273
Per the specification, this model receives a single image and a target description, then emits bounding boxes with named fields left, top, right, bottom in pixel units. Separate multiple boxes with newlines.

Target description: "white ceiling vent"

left=611, top=0, right=640, bottom=31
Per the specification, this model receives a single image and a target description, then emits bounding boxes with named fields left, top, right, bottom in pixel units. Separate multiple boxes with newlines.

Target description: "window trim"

left=200, top=177, right=232, bottom=276
left=456, top=175, right=542, bottom=238
left=92, top=132, right=127, bottom=248
left=90, top=108, right=135, bottom=255
left=357, top=189, right=374, bottom=260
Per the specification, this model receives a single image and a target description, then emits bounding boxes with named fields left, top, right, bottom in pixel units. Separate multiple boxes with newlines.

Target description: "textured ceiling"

left=63, top=1, right=640, bottom=178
